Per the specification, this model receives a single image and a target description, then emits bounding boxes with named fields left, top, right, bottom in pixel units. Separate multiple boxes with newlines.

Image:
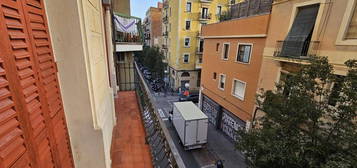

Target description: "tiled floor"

left=111, top=91, right=153, bottom=168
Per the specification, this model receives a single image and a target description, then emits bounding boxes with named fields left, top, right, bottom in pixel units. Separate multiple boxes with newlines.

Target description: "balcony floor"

left=111, top=91, right=153, bottom=168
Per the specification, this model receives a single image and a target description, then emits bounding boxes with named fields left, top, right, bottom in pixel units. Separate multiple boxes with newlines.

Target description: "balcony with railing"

left=112, top=62, right=186, bottom=168
left=163, top=31, right=168, bottom=37
left=273, top=40, right=320, bottom=59
left=199, top=13, right=211, bottom=21
left=195, top=55, right=203, bottom=69
left=163, top=15, right=168, bottom=23
left=200, top=0, right=212, bottom=3
left=196, top=46, right=203, bottom=55
left=219, top=0, right=272, bottom=22
left=114, top=13, right=144, bottom=52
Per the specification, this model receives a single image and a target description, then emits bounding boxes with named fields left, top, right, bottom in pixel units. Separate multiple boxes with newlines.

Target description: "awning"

left=281, top=4, right=320, bottom=57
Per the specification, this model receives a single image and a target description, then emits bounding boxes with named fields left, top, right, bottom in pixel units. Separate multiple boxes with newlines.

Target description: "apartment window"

left=346, top=4, right=357, bottom=39
left=186, top=2, right=192, bottom=12
left=199, top=39, right=204, bottom=52
left=169, top=7, right=172, bottom=16
left=236, top=44, right=252, bottom=63
left=201, top=7, right=209, bottom=19
left=217, top=6, right=222, bottom=15
left=279, top=72, right=293, bottom=97
left=213, top=72, right=217, bottom=79
left=328, top=76, right=345, bottom=106
left=222, top=43, right=229, bottom=60
left=118, top=53, right=125, bottom=62
left=232, top=79, right=246, bottom=100
left=281, top=4, right=319, bottom=57
left=219, top=74, right=226, bottom=90
left=216, top=43, right=220, bottom=51
left=184, top=37, right=190, bottom=47
left=185, top=20, right=191, bottom=30
left=169, top=23, right=171, bottom=32
left=183, top=54, right=190, bottom=63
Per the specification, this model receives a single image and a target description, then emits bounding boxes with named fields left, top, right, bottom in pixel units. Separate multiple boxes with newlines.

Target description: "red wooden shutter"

left=20, top=1, right=74, bottom=167
left=0, top=0, right=74, bottom=168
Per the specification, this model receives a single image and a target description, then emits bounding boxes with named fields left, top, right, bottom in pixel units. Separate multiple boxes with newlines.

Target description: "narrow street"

left=144, top=78, right=247, bottom=168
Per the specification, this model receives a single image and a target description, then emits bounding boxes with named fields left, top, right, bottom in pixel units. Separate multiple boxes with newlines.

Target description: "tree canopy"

left=237, top=57, right=357, bottom=168
left=136, top=46, right=166, bottom=78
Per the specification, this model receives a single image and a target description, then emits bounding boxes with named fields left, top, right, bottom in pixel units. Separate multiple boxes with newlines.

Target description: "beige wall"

left=113, top=0, right=131, bottom=14
left=45, top=0, right=115, bottom=168
left=259, top=0, right=357, bottom=92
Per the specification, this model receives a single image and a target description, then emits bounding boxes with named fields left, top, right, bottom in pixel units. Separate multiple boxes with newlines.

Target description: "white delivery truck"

left=172, top=102, right=208, bottom=150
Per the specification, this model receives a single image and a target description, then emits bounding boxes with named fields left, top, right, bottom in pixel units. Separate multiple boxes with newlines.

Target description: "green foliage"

left=237, top=57, right=357, bottom=168
left=136, top=46, right=166, bottom=78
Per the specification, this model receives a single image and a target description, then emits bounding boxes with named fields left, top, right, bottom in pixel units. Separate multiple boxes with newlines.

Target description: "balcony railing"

left=163, top=31, right=168, bottom=37
left=195, top=56, right=203, bottom=69
left=134, top=62, right=186, bottom=168
left=162, top=44, right=168, bottom=49
left=274, top=40, right=320, bottom=59
left=199, top=13, right=212, bottom=20
left=200, top=0, right=212, bottom=3
left=163, top=16, right=168, bottom=23
left=220, top=0, right=272, bottom=21
left=114, top=13, right=144, bottom=43
left=196, top=47, right=203, bottom=54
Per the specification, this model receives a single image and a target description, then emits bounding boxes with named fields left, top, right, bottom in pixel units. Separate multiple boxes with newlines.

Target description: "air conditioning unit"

left=102, top=0, right=111, bottom=6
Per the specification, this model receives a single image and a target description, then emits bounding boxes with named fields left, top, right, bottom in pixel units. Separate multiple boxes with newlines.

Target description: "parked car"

left=179, top=93, right=199, bottom=103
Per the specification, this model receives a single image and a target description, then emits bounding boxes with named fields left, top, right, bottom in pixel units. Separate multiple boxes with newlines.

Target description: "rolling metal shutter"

left=281, top=4, right=319, bottom=57
left=0, top=0, right=74, bottom=167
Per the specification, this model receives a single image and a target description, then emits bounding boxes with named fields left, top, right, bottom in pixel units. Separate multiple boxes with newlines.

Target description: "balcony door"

left=281, top=4, right=320, bottom=57
left=202, top=8, right=209, bottom=18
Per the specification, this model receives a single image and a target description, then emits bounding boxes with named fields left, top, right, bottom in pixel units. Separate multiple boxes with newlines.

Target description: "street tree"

left=236, top=57, right=357, bottom=168
left=137, top=46, right=166, bottom=78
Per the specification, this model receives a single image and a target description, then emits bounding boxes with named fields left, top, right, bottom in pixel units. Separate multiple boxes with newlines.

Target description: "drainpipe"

left=104, top=5, right=118, bottom=97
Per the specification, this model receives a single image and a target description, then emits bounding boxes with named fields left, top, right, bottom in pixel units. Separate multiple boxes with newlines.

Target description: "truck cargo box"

left=173, top=102, right=208, bottom=150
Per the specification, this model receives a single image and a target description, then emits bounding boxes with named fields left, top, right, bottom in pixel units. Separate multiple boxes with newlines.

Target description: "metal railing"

left=274, top=40, right=320, bottom=58
left=199, top=13, right=212, bottom=20
left=134, top=62, right=186, bottom=168
left=114, top=13, right=144, bottom=43
left=196, top=47, right=203, bottom=54
left=220, top=0, right=272, bottom=21
left=163, top=15, right=168, bottom=23
left=163, top=31, right=168, bottom=37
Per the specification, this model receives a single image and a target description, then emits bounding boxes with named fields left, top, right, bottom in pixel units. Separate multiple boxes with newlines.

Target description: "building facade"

left=144, top=3, right=163, bottom=47
left=162, top=0, right=232, bottom=91
left=199, top=1, right=271, bottom=141
left=258, top=0, right=357, bottom=110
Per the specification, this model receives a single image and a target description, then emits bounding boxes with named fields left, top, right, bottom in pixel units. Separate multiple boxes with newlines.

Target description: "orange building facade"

left=200, top=14, right=270, bottom=141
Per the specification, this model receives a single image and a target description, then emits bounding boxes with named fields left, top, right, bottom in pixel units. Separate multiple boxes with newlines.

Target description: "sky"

left=131, top=0, right=162, bottom=19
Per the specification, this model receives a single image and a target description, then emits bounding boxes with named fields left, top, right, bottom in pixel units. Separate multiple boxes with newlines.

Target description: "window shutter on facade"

left=346, top=5, right=357, bottom=39
left=0, top=0, right=74, bottom=168
left=281, top=4, right=319, bottom=57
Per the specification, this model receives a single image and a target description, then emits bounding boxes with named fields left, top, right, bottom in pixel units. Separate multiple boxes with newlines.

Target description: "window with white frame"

left=219, top=74, right=226, bottom=90
left=183, top=54, right=190, bottom=63
left=232, top=79, right=246, bottom=100
left=186, top=2, right=192, bottom=12
left=346, top=4, right=357, bottom=39
left=217, top=5, right=222, bottom=15
left=184, top=37, right=190, bottom=47
left=222, top=43, right=229, bottom=60
left=236, top=44, right=252, bottom=63
left=185, top=20, right=191, bottom=30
